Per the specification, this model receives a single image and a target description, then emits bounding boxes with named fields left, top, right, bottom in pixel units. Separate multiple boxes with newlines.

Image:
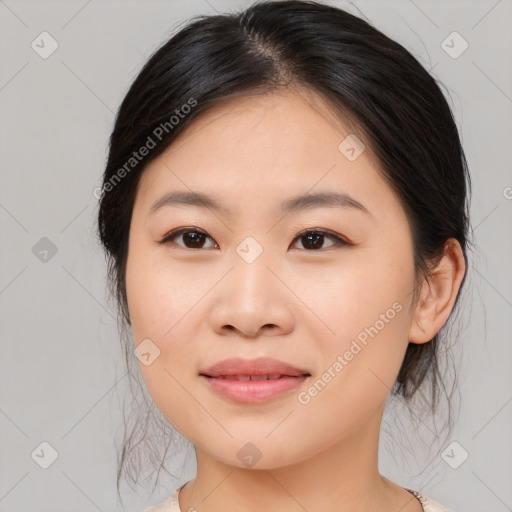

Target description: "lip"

left=200, top=357, right=310, bottom=378
left=199, top=357, right=311, bottom=404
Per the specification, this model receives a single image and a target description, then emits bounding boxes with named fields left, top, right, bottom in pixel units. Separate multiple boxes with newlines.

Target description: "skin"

left=125, top=86, right=466, bottom=512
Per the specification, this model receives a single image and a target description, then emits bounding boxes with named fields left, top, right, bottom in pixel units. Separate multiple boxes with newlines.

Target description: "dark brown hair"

left=96, top=0, right=472, bottom=500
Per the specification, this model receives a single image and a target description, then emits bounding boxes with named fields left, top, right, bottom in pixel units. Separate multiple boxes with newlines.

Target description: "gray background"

left=0, top=0, right=511, bottom=511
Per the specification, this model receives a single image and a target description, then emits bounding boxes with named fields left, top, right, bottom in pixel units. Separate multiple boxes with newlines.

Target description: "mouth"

left=199, top=357, right=311, bottom=403
left=199, top=374, right=310, bottom=403
left=199, top=356, right=310, bottom=378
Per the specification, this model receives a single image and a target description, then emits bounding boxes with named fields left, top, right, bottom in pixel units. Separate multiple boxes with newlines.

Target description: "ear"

left=408, top=238, right=466, bottom=344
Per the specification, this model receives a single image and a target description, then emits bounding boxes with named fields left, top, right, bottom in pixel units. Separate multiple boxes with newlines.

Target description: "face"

left=125, top=88, right=419, bottom=469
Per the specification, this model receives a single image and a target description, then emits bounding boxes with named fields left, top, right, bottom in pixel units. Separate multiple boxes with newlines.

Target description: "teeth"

left=250, top=374, right=270, bottom=381
left=219, top=374, right=284, bottom=380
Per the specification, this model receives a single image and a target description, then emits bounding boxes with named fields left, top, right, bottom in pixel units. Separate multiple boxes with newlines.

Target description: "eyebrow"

left=148, top=190, right=372, bottom=217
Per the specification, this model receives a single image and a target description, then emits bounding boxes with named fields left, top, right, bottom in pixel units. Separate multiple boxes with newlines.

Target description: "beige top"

left=144, top=483, right=454, bottom=512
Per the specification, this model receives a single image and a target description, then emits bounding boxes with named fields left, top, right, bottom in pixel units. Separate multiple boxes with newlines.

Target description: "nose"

left=207, top=248, right=295, bottom=338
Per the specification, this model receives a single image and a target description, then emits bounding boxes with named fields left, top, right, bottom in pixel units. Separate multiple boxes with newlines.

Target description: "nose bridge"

left=229, top=233, right=275, bottom=294
left=235, top=234, right=269, bottom=267
left=207, top=230, right=296, bottom=337
left=220, top=231, right=290, bottom=317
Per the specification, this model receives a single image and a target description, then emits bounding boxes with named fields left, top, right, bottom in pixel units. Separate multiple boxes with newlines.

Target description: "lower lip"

left=200, top=375, right=309, bottom=403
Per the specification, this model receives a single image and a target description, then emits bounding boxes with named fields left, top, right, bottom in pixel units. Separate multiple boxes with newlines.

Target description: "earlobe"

left=408, top=238, right=466, bottom=344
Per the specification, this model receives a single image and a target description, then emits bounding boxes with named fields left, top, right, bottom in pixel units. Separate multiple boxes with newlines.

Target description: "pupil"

left=305, top=233, right=322, bottom=249
left=186, top=232, right=203, bottom=247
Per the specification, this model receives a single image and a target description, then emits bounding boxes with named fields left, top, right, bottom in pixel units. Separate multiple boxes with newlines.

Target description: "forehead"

left=135, top=88, right=400, bottom=222
left=166, top=87, right=363, bottom=160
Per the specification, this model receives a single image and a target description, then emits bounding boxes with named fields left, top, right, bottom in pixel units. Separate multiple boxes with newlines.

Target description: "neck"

left=177, top=405, right=420, bottom=512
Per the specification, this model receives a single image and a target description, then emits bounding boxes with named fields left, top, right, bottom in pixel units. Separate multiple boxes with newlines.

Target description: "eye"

left=158, top=227, right=218, bottom=249
left=158, top=227, right=350, bottom=251
left=290, top=229, right=350, bottom=251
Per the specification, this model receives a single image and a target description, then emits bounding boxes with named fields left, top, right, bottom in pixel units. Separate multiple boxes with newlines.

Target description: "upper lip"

left=199, top=357, right=311, bottom=378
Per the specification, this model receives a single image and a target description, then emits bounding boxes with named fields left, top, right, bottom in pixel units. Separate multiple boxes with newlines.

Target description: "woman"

left=97, top=1, right=471, bottom=510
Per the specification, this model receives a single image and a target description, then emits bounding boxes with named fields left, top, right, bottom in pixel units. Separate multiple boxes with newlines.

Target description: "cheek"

left=295, top=250, right=413, bottom=405
left=290, top=297, right=410, bottom=445
left=296, top=248, right=413, bottom=341
left=125, top=249, right=212, bottom=425
left=126, top=247, right=201, bottom=341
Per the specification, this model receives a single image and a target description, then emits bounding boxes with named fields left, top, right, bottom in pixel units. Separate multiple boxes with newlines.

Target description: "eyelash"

left=157, top=227, right=351, bottom=251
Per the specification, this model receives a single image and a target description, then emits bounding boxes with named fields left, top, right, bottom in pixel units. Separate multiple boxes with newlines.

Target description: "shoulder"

left=143, top=487, right=181, bottom=512
left=407, top=488, right=455, bottom=512
left=422, top=495, right=455, bottom=512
